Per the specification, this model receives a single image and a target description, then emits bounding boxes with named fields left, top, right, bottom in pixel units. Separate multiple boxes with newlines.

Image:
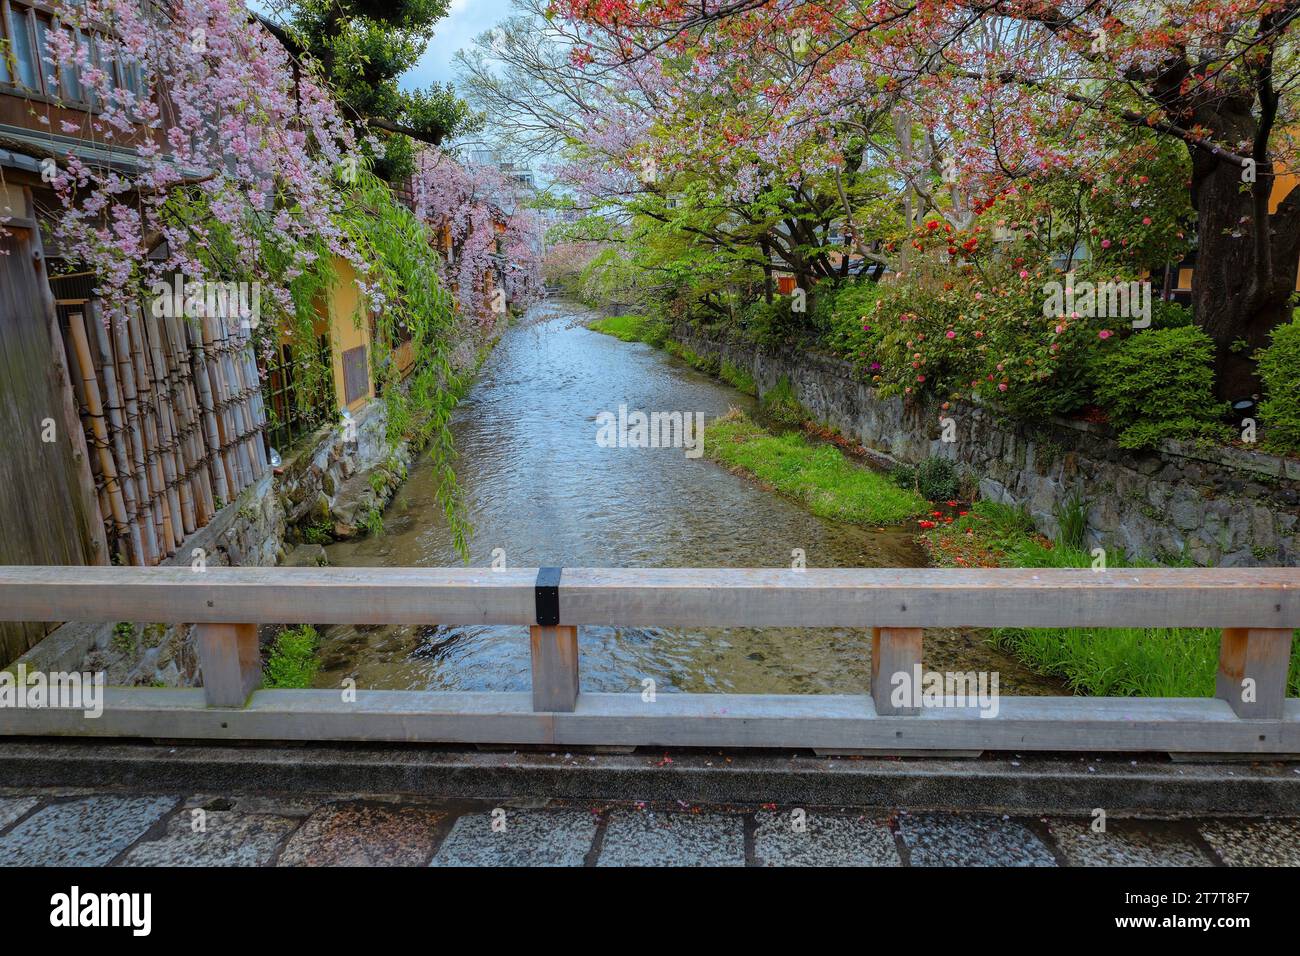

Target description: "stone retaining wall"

left=673, top=325, right=1300, bottom=567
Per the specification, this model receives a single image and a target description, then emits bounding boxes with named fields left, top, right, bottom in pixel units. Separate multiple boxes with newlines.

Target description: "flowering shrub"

left=850, top=265, right=1116, bottom=420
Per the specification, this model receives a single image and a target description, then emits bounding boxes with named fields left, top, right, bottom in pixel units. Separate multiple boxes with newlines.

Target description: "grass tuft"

left=704, top=409, right=925, bottom=525
left=588, top=313, right=667, bottom=347
left=263, top=624, right=321, bottom=689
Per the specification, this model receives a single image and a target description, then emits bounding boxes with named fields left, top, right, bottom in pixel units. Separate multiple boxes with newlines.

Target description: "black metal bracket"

left=535, top=567, right=562, bottom=626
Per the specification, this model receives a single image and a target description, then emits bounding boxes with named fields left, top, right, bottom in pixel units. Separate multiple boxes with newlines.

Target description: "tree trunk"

left=1187, top=113, right=1300, bottom=400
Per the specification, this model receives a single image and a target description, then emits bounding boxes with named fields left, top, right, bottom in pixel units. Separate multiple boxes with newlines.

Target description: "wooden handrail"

left=0, top=565, right=1296, bottom=755
left=0, top=565, right=1298, bottom=628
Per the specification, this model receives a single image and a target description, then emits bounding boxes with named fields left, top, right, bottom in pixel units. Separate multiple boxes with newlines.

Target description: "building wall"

left=0, top=189, right=105, bottom=665
left=321, top=257, right=374, bottom=413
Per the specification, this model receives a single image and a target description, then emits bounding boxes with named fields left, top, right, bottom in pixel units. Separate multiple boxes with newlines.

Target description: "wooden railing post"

left=871, top=626, right=922, bottom=716
left=1216, top=628, right=1293, bottom=719
left=530, top=625, right=579, bottom=712
left=195, top=623, right=261, bottom=707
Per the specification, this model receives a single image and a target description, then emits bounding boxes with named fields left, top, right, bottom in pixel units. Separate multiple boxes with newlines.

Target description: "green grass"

left=665, top=339, right=720, bottom=374
left=759, top=375, right=807, bottom=425
left=263, top=625, right=321, bottom=689
left=704, top=409, right=925, bottom=525
left=922, top=501, right=1300, bottom=697
left=588, top=313, right=667, bottom=347
left=719, top=360, right=757, bottom=395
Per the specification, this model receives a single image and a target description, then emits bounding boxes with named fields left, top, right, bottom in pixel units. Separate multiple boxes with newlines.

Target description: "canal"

left=320, top=299, right=1059, bottom=695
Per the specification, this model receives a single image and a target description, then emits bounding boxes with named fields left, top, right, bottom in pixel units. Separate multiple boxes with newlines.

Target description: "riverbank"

left=632, top=314, right=1300, bottom=568
left=922, top=500, right=1300, bottom=698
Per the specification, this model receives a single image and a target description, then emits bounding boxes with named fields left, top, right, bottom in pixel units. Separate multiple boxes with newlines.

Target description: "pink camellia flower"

left=1019, top=270, right=1029, bottom=279
left=1142, top=217, right=1152, bottom=225
left=998, top=383, right=1008, bottom=392
left=1099, top=330, right=1112, bottom=340
left=917, top=375, right=925, bottom=382
left=1101, top=239, right=1112, bottom=248
left=1055, top=324, right=1065, bottom=334
left=946, top=330, right=956, bottom=339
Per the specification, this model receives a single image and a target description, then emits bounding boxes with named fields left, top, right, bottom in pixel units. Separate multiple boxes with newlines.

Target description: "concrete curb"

left=1, top=740, right=1298, bottom=815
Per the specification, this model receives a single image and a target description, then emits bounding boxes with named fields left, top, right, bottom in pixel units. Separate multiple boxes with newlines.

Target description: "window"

left=0, top=1, right=138, bottom=109
left=342, top=345, right=369, bottom=406
left=5, top=4, right=39, bottom=90
left=262, top=336, right=336, bottom=455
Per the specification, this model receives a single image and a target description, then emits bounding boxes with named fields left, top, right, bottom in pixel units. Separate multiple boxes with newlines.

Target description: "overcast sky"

left=402, top=0, right=515, bottom=89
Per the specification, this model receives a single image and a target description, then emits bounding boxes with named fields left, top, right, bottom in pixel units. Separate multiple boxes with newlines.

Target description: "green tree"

left=257, top=0, right=481, bottom=180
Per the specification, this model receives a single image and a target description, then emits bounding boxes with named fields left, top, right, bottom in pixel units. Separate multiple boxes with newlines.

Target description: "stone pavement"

left=1, top=787, right=1297, bottom=866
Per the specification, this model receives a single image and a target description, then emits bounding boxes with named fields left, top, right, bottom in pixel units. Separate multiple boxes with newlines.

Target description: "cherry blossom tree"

left=554, top=0, right=1300, bottom=396
left=410, top=147, right=544, bottom=320
left=30, top=0, right=367, bottom=327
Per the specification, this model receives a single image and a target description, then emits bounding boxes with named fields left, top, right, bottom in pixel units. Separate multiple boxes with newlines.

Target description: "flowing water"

left=320, top=299, right=1060, bottom=695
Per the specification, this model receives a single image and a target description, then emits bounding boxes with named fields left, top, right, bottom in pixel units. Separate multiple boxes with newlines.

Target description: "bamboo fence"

left=64, top=300, right=270, bottom=567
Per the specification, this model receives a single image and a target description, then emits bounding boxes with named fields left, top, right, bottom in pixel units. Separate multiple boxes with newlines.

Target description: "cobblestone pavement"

left=1, top=787, right=1297, bottom=866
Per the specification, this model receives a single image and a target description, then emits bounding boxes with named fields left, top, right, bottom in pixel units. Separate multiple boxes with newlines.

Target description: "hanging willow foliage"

left=161, top=167, right=472, bottom=560
left=333, top=167, right=471, bottom=559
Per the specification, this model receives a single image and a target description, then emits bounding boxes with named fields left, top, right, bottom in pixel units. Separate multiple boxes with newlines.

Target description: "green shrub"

left=1256, top=320, right=1300, bottom=454
left=742, top=297, right=809, bottom=346
left=1152, top=299, right=1194, bottom=329
left=1092, top=326, right=1228, bottom=449
left=914, top=456, right=959, bottom=500
left=818, top=281, right=885, bottom=357
left=889, top=463, right=916, bottom=490
left=264, top=625, right=320, bottom=689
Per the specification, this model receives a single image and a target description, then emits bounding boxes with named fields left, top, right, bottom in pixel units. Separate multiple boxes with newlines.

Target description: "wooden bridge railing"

left=0, top=566, right=1297, bottom=755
